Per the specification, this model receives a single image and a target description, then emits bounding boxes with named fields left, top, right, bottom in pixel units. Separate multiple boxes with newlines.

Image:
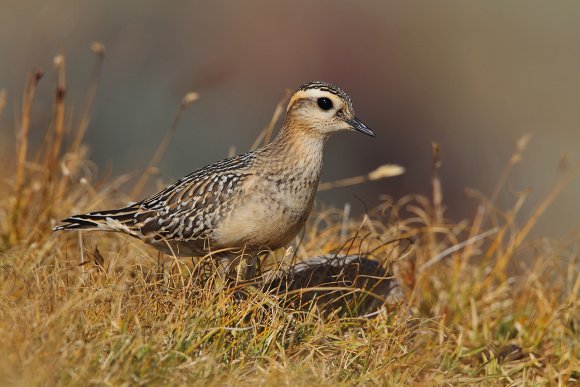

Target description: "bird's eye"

left=317, top=97, right=333, bottom=111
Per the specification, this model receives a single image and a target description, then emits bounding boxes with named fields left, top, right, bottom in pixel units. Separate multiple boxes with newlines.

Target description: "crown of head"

left=297, top=81, right=353, bottom=108
left=287, top=81, right=353, bottom=113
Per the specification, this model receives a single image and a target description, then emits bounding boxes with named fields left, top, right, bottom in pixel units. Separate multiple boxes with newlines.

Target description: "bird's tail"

left=53, top=205, right=139, bottom=233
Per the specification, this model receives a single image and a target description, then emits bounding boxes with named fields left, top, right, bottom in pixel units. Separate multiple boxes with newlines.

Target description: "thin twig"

left=10, top=69, right=44, bottom=243
left=250, top=90, right=291, bottom=150
left=340, top=202, right=351, bottom=240
left=70, top=42, right=106, bottom=155
left=0, top=89, right=7, bottom=116
left=318, top=164, right=405, bottom=191
left=48, top=54, right=67, bottom=177
left=490, top=134, right=532, bottom=205
left=431, top=142, right=443, bottom=224
left=420, top=227, right=499, bottom=271
left=490, top=163, right=580, bottom=278
left=78, top=231, right=86, bottom=284
left=131, top=92, right=199, bottom=199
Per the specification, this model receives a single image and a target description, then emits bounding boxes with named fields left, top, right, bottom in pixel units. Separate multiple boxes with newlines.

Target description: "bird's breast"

left=212, top=172, right=318, bottom=251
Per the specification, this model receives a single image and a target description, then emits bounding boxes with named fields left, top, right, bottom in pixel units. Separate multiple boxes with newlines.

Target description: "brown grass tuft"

left=0, top=51, right=578, bottom=385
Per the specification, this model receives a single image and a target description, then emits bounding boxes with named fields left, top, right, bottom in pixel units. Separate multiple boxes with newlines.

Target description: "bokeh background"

left=1, top=0, right=578, bottom=237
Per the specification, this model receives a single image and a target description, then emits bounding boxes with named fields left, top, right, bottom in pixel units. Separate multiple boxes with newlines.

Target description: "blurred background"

left=0, top=0, right=578, bottom=237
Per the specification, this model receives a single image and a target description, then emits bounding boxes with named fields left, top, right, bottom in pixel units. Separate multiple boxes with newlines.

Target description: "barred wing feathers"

left=54, top=153, right=255, bottom=242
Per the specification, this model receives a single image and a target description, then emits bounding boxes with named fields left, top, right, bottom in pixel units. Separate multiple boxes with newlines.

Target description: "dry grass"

left=0, top=49, right=578, bottom=386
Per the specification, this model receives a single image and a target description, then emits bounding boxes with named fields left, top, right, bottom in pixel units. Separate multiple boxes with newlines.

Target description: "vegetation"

left=0, top=47, right=578, bottom=386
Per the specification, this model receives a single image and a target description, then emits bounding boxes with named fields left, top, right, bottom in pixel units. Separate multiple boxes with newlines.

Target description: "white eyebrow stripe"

left=287, top=89, right=341, bottom=112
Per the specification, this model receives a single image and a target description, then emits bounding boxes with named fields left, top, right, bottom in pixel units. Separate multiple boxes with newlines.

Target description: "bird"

left=54, top=81, right=375, bottom=279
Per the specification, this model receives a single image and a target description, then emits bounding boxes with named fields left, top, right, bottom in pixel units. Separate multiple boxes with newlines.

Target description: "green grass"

left=0, top=48, right=578, bottom=386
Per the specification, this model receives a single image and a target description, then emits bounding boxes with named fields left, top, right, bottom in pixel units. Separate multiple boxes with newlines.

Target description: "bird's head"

left=285, top=81, right=375, bottom=138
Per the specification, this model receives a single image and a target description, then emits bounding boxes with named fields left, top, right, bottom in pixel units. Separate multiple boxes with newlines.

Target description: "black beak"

left=347, top=116, right=375, bottom=137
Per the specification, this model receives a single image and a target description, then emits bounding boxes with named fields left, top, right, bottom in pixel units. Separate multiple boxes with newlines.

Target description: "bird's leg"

left=220, top=250, right=266, bottom=291
left=217, top=250, right=256, bottom=286
left=235, top=253, right=258, bottom=283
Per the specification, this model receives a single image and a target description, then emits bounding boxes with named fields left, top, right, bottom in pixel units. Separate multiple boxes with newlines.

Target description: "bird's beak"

left=346, top=116, right=375, bottom=137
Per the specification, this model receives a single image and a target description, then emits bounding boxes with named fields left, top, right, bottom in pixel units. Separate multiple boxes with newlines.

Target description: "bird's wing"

left=133, top=153, right=254, bottom=241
